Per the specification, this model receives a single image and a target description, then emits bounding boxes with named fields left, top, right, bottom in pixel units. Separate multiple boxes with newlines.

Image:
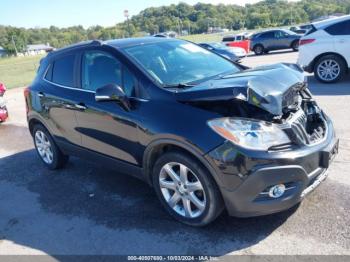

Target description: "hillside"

left=0, top=0, right=349, bottom=53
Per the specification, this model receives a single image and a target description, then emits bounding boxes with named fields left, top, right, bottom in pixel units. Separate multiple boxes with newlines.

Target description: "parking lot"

left=0, top=51, right=349, bottom=256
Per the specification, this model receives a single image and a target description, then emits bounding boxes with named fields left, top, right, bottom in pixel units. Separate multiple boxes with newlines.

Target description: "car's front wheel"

left=33, top=124, right=69, bottom=170
left=152, top=151, right=223, bottom=226
left=253, top=44, right=264, bottom=55
left=314, top=55, right=346, bottom=83
left=292, top=40, right=299, bottom=51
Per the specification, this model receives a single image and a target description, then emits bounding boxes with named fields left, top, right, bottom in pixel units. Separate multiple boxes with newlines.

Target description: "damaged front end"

left=175, top=63, right=328, bottom=150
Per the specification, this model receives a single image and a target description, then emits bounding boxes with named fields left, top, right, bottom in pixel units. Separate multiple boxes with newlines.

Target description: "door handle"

left=38, top=92, right=45, bottom=98
left=75, top=103, right=87, bottom=111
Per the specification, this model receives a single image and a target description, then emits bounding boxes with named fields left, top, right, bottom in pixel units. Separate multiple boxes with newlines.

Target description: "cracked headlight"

left=208, top=118, right=291, bottom=151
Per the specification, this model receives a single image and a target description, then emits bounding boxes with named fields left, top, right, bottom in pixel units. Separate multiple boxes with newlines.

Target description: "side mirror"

left=95, top=83, right=131, bottom=111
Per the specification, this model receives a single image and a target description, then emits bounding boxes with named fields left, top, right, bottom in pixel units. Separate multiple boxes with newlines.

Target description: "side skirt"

left=56, top=139, right=146, bottom=183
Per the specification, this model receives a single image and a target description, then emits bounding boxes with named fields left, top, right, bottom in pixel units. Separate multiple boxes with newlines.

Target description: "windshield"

left=123, top=40, right=240, bottom=86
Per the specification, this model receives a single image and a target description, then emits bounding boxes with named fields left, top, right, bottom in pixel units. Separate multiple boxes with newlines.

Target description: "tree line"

left=1, top=0, right=349, bottom=54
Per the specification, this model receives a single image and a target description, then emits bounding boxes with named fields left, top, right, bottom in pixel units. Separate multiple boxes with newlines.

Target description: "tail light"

left=299, top=39, right=315, bottom=46
left=24, top=86, right=30, bottom=113
left=0, top=83, right=6, bottom=96
left=23, top=86, right=30, bottom=97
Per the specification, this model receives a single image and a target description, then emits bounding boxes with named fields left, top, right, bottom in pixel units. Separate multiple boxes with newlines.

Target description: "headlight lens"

left=208, top=118, right=291, bottom=151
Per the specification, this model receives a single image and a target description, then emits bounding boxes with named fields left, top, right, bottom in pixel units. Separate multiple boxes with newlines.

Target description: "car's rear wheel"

left=253, top=44, right=264, bottom=55
left=292, top=40, right=299, bottom=51
left=33, top=124, right=69, bottom=170
left=152, top=151, right=223, bottom=226
left=314, top=55, right=346, bottom=83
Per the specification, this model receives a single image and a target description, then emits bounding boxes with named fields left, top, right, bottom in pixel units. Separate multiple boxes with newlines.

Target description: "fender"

left=142, top=137, right=224, bottom=188
left=27, top=112, right=54, bottom=136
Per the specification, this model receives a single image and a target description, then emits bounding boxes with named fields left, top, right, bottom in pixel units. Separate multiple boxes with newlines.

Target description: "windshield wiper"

left=164, top=83, right=195, bottom=89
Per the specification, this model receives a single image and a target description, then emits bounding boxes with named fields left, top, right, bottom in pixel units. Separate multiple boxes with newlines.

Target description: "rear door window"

left=325, top=20, right=350, bottom=35
left=274, top=31, right=287, bottom=38
left=52, top=54, right=76, bottom=87
left=260, top=32, right=275, bottom=39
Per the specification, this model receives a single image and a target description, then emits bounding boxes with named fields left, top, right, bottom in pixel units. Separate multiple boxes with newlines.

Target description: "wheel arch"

left=142, top=139, right=223, bottom=189
left=253, top=43, right=264, bottom=50
left=310, top=52, right=348, bottom=73
left=28, top=116, right=53, bottom=137
left=290, top=39, right=299, bottom=48
left=28, top=117, right=45, bottom=135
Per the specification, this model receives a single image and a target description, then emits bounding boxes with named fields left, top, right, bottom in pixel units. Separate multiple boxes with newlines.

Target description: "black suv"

left=251, top=29, right=301, bottom=55
left=25, top=38, right=338, bottom=226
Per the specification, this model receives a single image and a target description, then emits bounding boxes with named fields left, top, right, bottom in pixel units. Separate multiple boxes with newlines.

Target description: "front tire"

left=292, top=40, right=299, bottom=51
left=314, top=55, right=346, bottom=83
left=253, top=44, right=264, bottom=55
left=32, top=124, right=69, bottom=170
left=152, top=151, right=224, bottom=226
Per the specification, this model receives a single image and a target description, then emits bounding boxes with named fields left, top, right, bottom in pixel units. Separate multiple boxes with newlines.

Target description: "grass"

left=0, top=55, right=44, bottom=89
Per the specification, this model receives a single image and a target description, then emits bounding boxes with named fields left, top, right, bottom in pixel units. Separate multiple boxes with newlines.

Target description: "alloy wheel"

left=159, top=162, right=206, bottom=218
left=254, top=45, right=263, bottom=55
left=317, top=59, right=340, bottom=82
left=35, top=130, right=54, bottom=164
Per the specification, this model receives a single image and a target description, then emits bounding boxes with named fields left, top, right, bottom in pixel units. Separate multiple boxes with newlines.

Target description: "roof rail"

left=47, top=39, right=103, bottom=57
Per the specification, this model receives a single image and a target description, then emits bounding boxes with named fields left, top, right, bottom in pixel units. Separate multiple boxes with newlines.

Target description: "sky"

left=0, top=0, right=284, bottom=29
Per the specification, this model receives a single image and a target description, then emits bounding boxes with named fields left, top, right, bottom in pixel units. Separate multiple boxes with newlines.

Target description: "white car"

left=298, top=15, right=350, bottom=83
left=228, top=46, right=247, bottom=58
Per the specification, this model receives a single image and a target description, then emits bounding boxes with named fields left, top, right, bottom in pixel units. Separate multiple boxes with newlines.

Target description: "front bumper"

left=206, top=118, right=339, bottom=217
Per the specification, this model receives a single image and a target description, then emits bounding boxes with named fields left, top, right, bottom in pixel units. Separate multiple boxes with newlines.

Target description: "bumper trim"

left=301, top=168, right=328, bottom=198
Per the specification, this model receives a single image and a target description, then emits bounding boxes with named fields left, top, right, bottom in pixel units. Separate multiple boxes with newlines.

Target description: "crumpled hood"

left=175, top=63, right=306, bottom=115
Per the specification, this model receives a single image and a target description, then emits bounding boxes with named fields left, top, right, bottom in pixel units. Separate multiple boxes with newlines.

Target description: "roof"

left=46, top=40, right=103, bottom=57
left=105, top=37, right=179, bottom=49
left=46, top=37, right=182, bottom=59
left=27, top=44, right=53, bottom=51
left=312, top=14, right=350, bottom=29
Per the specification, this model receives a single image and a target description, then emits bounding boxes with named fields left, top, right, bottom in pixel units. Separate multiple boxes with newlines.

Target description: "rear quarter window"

left=51, top=54, right=76, bottom=87
left=44, top=64, right=53, bottom=81
left=325, top=20, right=350, bottom=35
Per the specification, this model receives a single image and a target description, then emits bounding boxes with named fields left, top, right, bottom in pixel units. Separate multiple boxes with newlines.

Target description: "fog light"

left=269, top=184, right=286, bottom=198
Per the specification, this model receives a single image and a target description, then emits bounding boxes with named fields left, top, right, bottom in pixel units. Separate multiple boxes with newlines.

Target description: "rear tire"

left=253, top=44, right=264, bottom=55
left=314, top=55, right=346, bottom=83
left=152, top=151, right=224, bottom=226
left=32, top=124, right=69, bottom=170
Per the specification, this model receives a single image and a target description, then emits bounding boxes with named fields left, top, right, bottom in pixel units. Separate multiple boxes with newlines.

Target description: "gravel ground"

left=0, top=50, right=349, bottom=257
